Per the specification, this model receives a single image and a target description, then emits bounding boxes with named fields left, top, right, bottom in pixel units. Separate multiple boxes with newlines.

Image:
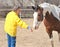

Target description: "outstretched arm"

left=15, top=16, right=33, bottom=32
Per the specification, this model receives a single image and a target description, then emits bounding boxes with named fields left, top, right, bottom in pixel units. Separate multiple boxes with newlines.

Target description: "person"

left=4, top=6, right=33, bottom=47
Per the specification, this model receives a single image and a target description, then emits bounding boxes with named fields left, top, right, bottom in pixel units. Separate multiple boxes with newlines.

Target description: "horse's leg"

left=58, top=33, right=60, bottom=41
left=46, top=28, right=52, bottom=38
left=57, top=30, right=60, bottom=41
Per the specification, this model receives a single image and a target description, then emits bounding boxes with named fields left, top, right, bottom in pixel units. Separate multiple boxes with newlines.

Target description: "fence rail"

left=0, top=9, right=33, bottom=18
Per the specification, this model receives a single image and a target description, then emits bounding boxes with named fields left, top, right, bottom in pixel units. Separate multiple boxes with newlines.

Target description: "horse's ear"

left=46, top=11, right=49, bottom=15
left=37, top=5, right=43, bottom=11
left=32, top=6, right=35, bottom=10
left=37, top=5, right=40, bottom=8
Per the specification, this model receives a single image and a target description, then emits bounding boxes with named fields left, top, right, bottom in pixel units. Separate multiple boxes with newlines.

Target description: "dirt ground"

left=0, top=18, right=59, bottom=47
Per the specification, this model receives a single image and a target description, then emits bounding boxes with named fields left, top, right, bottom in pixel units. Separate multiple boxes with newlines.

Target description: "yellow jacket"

left=4, top=11, right=28, bottom=37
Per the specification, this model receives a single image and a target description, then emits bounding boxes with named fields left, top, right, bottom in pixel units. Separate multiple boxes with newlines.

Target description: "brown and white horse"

left=32, top=3, right=60, bottom=39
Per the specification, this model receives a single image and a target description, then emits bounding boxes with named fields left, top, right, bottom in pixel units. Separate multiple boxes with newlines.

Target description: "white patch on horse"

left=39, top=3, right=51, bottom=16
left=39, top=2, right=60, bottom=21
left=50, top=5, right=60, bottom=21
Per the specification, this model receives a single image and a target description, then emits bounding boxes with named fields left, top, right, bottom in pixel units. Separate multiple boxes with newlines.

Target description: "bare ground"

left=0, top=18, right=60, bottom=47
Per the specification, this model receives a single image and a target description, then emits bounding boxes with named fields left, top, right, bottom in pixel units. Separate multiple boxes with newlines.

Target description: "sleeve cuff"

left=27, top=26, right=31, bottom=30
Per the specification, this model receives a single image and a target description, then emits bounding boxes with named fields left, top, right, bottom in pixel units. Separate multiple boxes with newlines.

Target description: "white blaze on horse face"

left=33, top=12, right=40, bottom=29
left=33, top=12, right=38, bottom=28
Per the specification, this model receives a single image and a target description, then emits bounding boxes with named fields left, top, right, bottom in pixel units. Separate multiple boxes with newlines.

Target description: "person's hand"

left=30, top=28, right=33, bottom=32
left=27, top=26, right=33, bottom=32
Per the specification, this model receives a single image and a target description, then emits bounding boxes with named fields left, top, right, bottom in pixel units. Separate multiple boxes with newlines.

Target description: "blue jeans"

left=7, top=34, right=16, bottom=47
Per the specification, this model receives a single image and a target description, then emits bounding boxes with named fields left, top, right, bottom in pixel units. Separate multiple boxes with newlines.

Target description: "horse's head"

left=32, top=5, right=44, bottom=29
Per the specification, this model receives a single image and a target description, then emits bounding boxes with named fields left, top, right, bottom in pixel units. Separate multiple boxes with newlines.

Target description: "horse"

left=32, top=3, right=60, bottom=39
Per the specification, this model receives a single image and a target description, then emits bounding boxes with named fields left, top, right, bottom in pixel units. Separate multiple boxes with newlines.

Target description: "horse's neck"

left=43, top=5, right=60, bottom=21
left=40, top=3, right=60, bottom=21
left=45, top=12, right=59, bottom=22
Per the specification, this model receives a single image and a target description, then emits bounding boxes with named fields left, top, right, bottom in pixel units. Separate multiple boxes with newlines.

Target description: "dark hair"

left=13, top=6, right=21, bottom=11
